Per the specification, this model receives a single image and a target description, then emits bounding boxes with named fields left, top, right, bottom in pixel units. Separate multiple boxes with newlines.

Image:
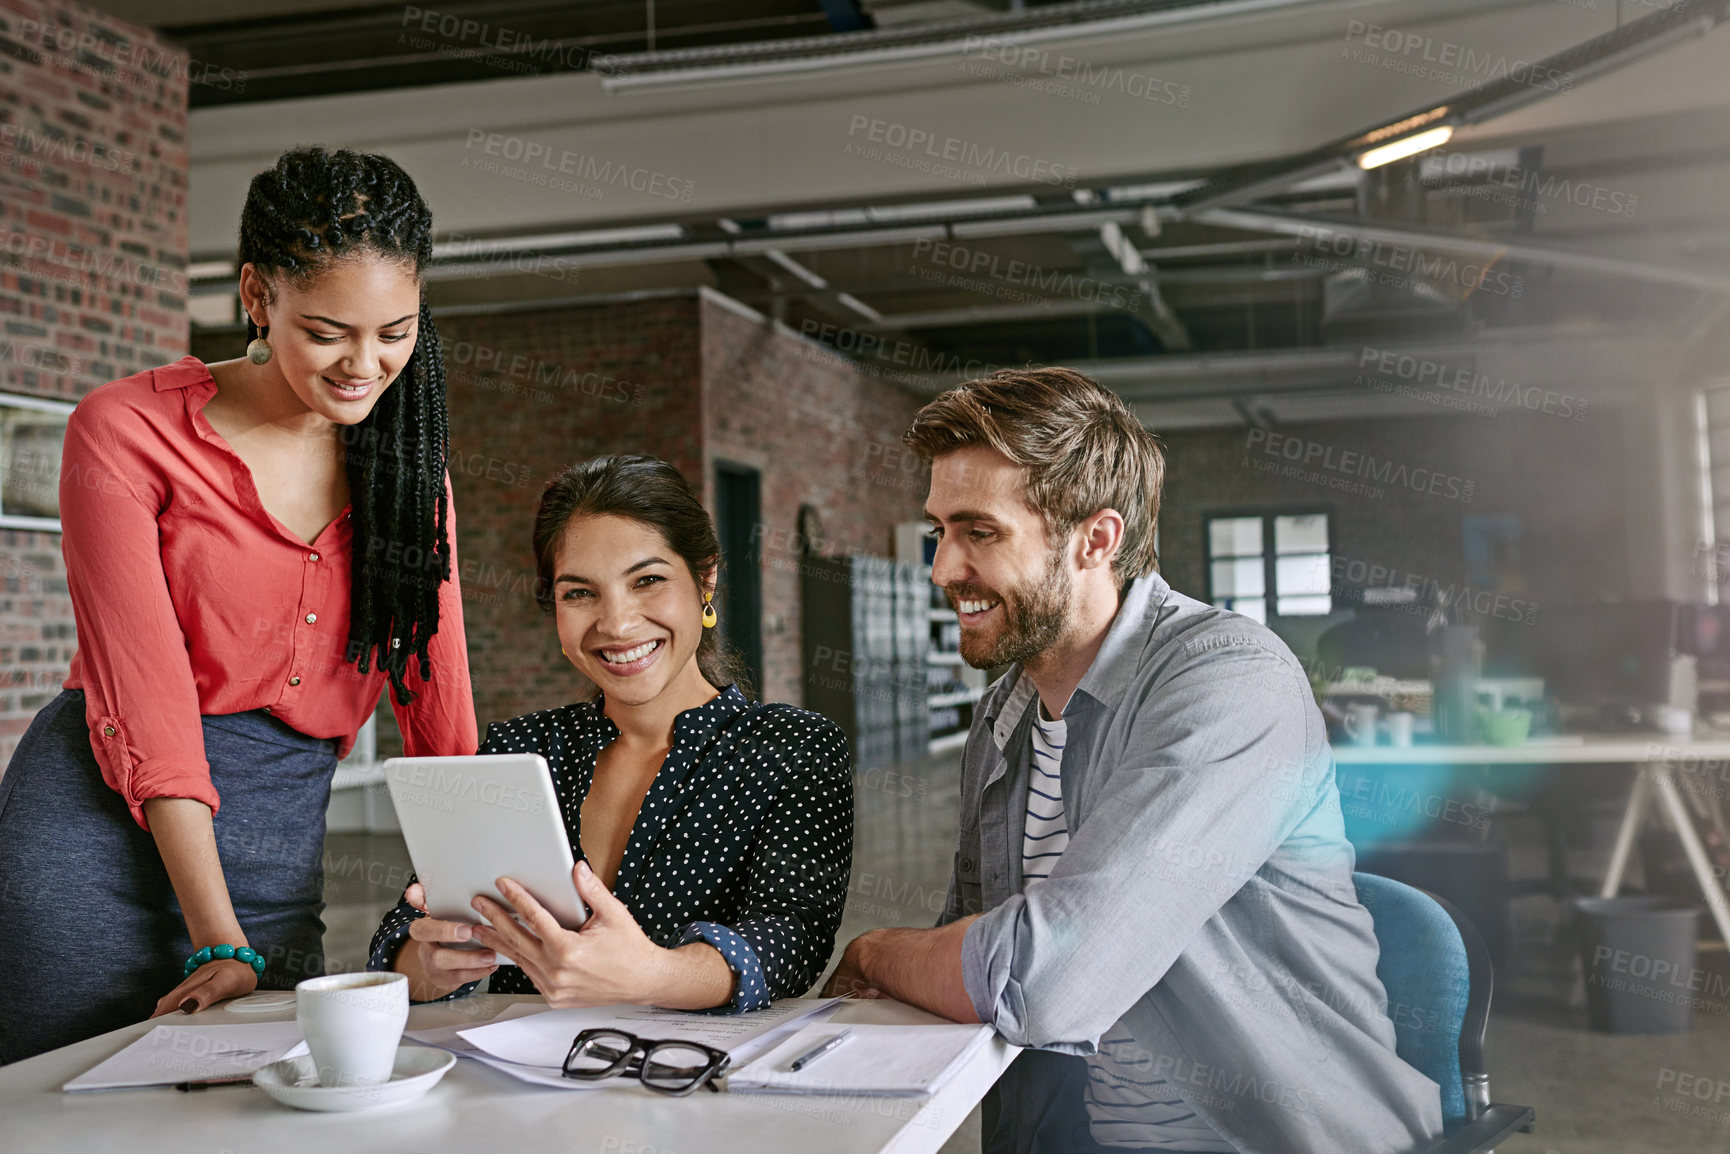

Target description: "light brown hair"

left=903, top=366, right=1164, bottom=586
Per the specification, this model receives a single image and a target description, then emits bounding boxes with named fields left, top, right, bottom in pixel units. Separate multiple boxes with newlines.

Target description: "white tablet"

left=382, top=753, right=587, bottom=955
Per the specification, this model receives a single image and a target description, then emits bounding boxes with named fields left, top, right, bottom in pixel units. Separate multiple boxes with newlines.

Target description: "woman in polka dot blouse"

left=366, top=455, right=853, bottom=1012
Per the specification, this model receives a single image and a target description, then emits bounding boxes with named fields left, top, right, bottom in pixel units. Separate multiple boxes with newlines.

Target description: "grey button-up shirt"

left=946, top=573, right=1444, bottom=1154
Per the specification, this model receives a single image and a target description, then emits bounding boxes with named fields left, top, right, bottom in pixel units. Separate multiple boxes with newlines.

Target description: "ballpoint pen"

left=788, top=1028, right=853, bottom=1072
left=174, top=1075, right=258, bottom=1091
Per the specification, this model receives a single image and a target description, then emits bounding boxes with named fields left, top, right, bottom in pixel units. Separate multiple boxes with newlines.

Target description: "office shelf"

left=801, top=554, right=931, bottom=771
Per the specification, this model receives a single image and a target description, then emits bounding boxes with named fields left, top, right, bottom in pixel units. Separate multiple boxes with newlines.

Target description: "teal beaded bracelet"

left=183, top=944, right=264, bottom=979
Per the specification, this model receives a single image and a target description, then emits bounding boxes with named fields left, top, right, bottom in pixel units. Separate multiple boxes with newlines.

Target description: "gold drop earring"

left=701, top=591, right=718, bottom=628
left=247, top=322, right=273, bottom=366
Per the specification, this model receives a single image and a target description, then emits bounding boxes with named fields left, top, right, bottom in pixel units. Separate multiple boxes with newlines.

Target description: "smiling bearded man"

left=824, top=367, right=1444, bottom=1154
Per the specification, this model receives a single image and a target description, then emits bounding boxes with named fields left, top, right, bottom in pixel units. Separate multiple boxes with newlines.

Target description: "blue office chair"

left=1353, top=872, right=1537, bottom=1153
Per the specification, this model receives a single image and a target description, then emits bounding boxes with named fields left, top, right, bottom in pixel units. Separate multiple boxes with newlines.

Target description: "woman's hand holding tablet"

left=467, top=860, right=680, bottom=1008
left=394, top=882, right=501, bottom=1002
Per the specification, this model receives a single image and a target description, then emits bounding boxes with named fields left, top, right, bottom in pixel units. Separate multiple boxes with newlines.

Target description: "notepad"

left=63, top=1022, right=308, bottom=1092
left=726, top=1023, right=994, bottom=1097
left=432, top=997, right=845, bottom=1091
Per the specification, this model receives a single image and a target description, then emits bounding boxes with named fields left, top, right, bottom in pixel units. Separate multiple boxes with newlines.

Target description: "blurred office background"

left=7, top=1, right=1730, bottom=1149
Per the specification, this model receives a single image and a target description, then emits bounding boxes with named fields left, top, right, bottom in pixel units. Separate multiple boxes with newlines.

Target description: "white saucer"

left=253, top=1046, right=456, bottom=1112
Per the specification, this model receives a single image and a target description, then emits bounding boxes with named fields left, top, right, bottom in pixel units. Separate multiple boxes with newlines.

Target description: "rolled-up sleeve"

left=59, top=403, right=213, bottom=829
left=961, top=636, right=1328, bottom=1050
left=676, top=714, right=853, bottom=1012
left=390, top=473, right=479, bottom=758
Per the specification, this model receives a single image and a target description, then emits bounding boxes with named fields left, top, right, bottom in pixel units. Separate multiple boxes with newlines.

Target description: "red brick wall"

left=700, top=291, right=928, bottom=707
left=442, top=290, right=927, bottom=728
left=0, top=0, right=189, bottom=768
left=430, top=297, right=705, bottom=743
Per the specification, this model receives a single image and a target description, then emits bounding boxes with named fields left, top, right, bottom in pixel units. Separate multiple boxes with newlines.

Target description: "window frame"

left=1202, top=506, right=1336, bottom=621
left=0, top=391, right=75, bottom=534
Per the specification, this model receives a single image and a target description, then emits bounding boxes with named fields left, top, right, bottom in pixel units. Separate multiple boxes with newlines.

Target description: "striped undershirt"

left=1021, top=707, right=1069, bottom=880
left=1023, top=705, right=1234, bottom=1152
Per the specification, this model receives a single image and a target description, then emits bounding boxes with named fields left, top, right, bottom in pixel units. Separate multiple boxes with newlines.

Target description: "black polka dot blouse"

left=367, top=684, right=854, bottom=1012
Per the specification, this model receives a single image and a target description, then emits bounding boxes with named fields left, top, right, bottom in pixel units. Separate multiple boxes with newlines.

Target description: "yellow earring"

left=701, top=591, right=718, bottom=629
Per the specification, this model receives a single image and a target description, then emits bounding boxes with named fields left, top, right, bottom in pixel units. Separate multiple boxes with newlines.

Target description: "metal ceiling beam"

left=1192, top=207, right=1730, bottom=295
left=193, top=201, right=1185, bottom=286
left=1070, top=325, right=1646, bottom=403
left=596, top=0, right=1316, bottom=87
left=861, top=298, right=1119, bottom=329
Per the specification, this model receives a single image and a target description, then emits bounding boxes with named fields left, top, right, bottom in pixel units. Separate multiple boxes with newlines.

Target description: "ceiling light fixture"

left=1357, top=125, right=1456, bottom=171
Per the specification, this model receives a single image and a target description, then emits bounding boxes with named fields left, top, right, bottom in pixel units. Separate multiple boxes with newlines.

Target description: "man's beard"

left=950, top=546, right=1072, bottom=669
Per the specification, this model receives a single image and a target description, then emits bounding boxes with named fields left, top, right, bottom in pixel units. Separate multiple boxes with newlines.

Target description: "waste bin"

left=1574, top=897, right=1701, bottom=1034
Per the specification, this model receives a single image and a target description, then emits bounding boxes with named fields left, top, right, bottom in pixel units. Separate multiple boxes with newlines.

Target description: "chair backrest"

left=1352, top=871, right=1492, bottom=1129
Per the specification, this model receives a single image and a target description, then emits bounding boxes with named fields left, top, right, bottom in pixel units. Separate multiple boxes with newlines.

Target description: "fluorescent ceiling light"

left=1358, top=126, right=1455, bottom=171
left=434, top=223, right=684, bottom=259
left=1104, top=181, right=1206, bottom=201
left=766, top=196, right=1035, bottom=231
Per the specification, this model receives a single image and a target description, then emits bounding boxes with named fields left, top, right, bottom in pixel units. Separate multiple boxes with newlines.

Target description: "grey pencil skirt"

left=0, top=689, right=339, bottom=1065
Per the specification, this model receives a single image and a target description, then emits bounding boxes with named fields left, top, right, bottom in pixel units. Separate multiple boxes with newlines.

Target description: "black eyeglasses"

left=561, top=1028, right=731, bottom=1096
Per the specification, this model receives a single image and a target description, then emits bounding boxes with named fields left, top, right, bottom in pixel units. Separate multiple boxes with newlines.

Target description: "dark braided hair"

left=238, top=145, right=451, bottom=705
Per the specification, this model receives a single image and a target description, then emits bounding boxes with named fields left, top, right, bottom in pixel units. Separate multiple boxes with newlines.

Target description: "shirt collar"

left=1071, top=572, right=1170, bottom=712
left=153, top=354, right=215, bottom=392
left=984, top=573, right=1171, bottom=748
left=585, top=682, right=750, bottom=742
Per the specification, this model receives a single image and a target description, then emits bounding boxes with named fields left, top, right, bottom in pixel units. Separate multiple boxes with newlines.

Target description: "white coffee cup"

left=1386, top=711, right=1415, bottom=748
left=296, top=972, right=409, bottom=1088
left=1344, top=703, right=1380, bottom=747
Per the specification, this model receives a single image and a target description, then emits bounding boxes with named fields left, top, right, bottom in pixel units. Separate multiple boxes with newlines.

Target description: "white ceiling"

left=185, top=0, right=1627, bottom=253
left=175, top=0, right=1730, bottom=434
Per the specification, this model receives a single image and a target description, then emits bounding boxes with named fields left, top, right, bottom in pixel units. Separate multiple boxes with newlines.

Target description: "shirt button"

left=103, top=725, right=115, bottom=736
left=308, top=552, right=319, bottom=562
left=305, top=613, right=317, bottom=624
left=289, top=676, right=301, bottom=686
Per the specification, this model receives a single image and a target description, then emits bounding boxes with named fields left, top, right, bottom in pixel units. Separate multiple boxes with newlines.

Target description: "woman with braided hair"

left=0, top=146, right=478, bottom=1063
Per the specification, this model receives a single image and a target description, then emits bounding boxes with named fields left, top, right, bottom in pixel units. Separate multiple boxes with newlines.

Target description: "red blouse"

left=60, top=355, right=478, bottom=829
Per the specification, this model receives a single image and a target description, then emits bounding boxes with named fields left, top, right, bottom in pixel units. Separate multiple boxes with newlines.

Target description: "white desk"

left=0, top=995, right=1019, bottom=1154
left=1334, top=731, right=1730, bottom=943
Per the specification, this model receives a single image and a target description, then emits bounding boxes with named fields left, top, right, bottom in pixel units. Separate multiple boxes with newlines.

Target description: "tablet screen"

left=383, top=753, right=588, bottom=949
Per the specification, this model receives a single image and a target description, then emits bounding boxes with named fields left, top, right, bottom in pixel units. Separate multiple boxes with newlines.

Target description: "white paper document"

left=442, top=997, right=843, bottom=1090
left=63, top=1022, right=308, bottom=1093
left=407, top=1007, right=588, bottom=1091
left=726, top=1023, right=994, bottom=1097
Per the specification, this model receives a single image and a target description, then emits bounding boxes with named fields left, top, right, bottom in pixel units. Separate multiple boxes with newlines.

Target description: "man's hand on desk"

left=822, top=920, right=982, bottom=1025
left=822, top=934, right=883, bottom=1000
